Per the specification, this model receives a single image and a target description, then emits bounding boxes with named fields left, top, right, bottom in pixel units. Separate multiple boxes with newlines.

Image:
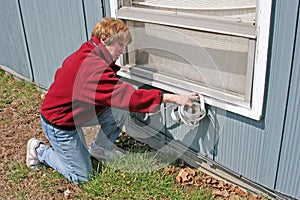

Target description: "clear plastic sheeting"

left=130, top=0, right=256, bottom=24
left=125, top=22, right=254, bottom=102
left=132, top=0, right=256, bottom=9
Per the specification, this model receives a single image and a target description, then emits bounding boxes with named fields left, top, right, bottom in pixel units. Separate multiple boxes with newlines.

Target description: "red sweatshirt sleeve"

left=73, top=57, right=162, bottom=113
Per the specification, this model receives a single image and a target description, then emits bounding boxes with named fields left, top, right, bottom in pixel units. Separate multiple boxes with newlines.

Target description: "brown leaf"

left=64, top=189, right=72, bottom=199
left=194, top=176, right=204, bottom=187
left=182, top=173, right=190, bottom=183
left=188, top=176, right=195, bottom=185
left=212, top=190, right=229, bottom=197
left=211, top=179, right=218, bottom=185
left=40, top=93, right=45, bottom=100
left=176, top=169, right=191, bottom=183
left=227, top=185, right=235, bottom=192
left=234, top=186, right=246, bottom=197
left=165, top=166, right=177, bottom=175
left=176, top=175, right=182, bottom=183
left=185, top=167, right=196, bottom=177
left=176, top=169, right=185, bottom=183
left=217, top=180, right=225, bottom=189
left=206, top=177, right=212, bottom=184
left=194, top=176, right=202, bottom=183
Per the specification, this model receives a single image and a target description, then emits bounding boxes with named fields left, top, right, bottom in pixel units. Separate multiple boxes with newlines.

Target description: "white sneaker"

left=26, top=138, right=42, bottom=169
left=89, top=146, right=124, bottom=162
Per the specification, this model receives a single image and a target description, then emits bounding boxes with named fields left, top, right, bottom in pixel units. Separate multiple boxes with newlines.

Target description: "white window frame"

left=110, top=0, right=272, bottom=121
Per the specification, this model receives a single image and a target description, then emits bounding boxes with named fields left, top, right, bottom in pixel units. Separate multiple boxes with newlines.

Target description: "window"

left=110, top=0, right=272, bottom=120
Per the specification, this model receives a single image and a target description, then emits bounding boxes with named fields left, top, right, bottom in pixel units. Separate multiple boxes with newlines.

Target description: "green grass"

left=3, top=160, right=72, bottom=198
left=83, top=153, right=212, bottom=200
left=0, top=70, right=39, bottom=109
left=5, top=155, right=212, bottom=199
left=9, top=161, right=31, bottom=184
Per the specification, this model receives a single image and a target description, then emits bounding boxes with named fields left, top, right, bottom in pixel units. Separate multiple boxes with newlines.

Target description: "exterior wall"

left=0, top=0, right=299, bottom=199
left=0, top=0, right=106, bottom=89
left=19, top=0, right=88, bottom=88
left=216, top=0, right=300, bottom=195
left=275, top=1, right=300, bottom=197
left=0, top=0, right=32, bottom=79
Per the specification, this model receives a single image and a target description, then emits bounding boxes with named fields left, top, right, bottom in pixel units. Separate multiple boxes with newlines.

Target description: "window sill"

left=117, top=67, right=263, bottom=121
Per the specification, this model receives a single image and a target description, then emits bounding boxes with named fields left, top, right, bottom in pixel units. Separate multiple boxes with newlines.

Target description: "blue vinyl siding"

left=0, top=0, right=32, bottom=79
left=275, top=1, right=300, bottom=197
left=214, top=0, right=300, bottom=193
left=82, top=0, right=107, bottom=38
left=18, top=0, right=88, bottom=88
left=0, top=0, right=106, bottom=88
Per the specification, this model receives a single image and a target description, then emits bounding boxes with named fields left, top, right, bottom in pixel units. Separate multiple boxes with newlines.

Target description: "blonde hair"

left=92, top=17, right=132, bottom=45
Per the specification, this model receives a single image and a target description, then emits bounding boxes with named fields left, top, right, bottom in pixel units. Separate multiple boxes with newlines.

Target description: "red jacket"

left=41, top=36, right=162, bottom=128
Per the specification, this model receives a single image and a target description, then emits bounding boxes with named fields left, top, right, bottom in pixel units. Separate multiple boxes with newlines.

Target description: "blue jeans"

left=37, top=107, right=128, bottom=184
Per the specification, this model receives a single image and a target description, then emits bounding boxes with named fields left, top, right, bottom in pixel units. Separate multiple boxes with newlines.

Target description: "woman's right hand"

left=162, top=93, right=199, bottom=107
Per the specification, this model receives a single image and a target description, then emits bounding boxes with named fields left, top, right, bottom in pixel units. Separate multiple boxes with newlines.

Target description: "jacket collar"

left=90, top=36, right=114, bottom=65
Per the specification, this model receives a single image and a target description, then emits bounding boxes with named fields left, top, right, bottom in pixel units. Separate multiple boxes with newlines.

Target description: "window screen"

left=117, top=0, right=257, bottom=108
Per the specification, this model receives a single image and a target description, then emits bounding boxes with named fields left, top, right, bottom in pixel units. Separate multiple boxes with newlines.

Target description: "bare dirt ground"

left=0, top=72, right=266, bottom=199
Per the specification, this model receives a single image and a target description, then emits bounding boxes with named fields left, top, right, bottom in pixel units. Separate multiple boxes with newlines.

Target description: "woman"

left=26, top=17, right=198, bottom=184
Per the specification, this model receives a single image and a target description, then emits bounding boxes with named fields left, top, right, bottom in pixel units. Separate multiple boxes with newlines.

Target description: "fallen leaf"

left=176, top=169, right=190, bottom=183
left=185, top=167, right=196, bottom=176
left=186, top=176, right=195, bottom=185
left=180, top=171, right=189, bottom=182
left=212, top=190, right=229, bottom=198
left=176, top=169, right=184, bottom=183
left=206, top=177, right=212, bottom=184
left=64, top=189, right=72, bottom=199
left=165, top=166, right=177, bottom=175
left=217, top=180, right=225, bottom=189
left=40, top=93, right=45, bottom=100
left=211, top=179, right=218, bottom=185
left=234, top=186, right=246, bottom=197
